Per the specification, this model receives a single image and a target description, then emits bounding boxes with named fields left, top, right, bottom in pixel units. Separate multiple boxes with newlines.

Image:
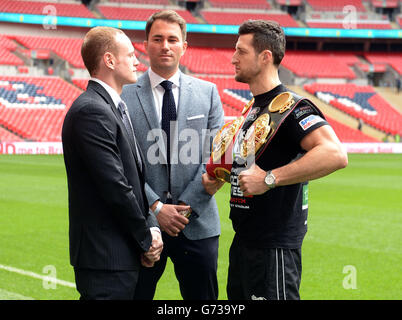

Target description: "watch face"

left=265, top=174, right=274, bottom=186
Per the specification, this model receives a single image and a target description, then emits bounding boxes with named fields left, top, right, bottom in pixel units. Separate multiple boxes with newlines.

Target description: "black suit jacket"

left=62, top=80, right=157, bottom=271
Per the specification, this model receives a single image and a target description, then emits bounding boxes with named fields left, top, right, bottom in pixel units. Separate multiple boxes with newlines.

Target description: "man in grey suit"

left=121, top=10, right=224, bottom=300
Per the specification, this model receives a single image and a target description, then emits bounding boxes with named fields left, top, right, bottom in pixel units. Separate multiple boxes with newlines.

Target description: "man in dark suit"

left=62, top=26, right=163, bottom=300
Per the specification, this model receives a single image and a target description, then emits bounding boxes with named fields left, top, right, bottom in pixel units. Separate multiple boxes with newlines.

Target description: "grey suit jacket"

left=121, top=71, right=224, bottom=240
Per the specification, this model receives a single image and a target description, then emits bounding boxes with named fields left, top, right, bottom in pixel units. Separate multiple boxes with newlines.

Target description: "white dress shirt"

left=90, top=77, right=124, bottom=110
left=147, top=68, right=180, bottom=124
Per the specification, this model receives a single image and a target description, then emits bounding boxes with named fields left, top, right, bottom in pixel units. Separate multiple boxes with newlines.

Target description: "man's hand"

left=202, top=173, right=225, bottom=195
left=238, top=164, right=270, bottom=196
left=154, top=203, right=190, bottom=237
left=141, top=229, right=163, bottom=268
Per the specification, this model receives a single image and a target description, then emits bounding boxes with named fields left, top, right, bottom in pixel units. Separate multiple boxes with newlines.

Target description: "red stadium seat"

left=304, top=82, right=402, bottom=135
left=99, top=6, right=199, bottom=24
left=208, top=0, right=271, bottom=10
left=307, top=0, right=366, bottom=12
left=0, top=0, right=94, bottom=18
left=202, top=11, right=299, bottom=27
left=0, top=76, right=82, bottom=141
left=282, top=51, right=358, bottom=79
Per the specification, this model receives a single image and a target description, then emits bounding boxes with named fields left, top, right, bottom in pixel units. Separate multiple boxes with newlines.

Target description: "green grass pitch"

left=0, top=153, right=401, bottom=300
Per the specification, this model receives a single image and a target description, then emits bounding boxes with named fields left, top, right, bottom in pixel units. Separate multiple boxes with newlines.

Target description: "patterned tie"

left=160, top=80, right=177, bottom=165
left=160, top=80, right=176, bottom=203
left=117, top=100, right=142, bottom=170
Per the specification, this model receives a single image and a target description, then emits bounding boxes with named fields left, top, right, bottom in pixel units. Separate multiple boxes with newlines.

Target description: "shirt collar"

left=90, top=77, right=123, bottom=108
left=148, top=68, right=181, bottom=90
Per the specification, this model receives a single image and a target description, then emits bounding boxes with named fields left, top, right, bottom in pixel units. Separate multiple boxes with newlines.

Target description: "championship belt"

left=208, top=91, right=324, bottom=182
left=206, top=99, right=254, bottom=182
left=239, top=91, right=295, bottom=160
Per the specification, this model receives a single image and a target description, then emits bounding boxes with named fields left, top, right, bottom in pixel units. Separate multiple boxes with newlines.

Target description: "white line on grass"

left=0, top=264, right=76, bottom=288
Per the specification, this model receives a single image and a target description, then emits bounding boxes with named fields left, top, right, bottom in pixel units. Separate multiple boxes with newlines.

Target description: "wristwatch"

left=264, top=170, right=276, bottom=189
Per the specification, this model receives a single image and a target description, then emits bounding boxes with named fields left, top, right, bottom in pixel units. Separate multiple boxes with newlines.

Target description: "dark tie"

left=160, top=80, right=176, bottom=203
left=160, top=80, right=177, bottom=165
left=117, top=100, right=142, bottom=170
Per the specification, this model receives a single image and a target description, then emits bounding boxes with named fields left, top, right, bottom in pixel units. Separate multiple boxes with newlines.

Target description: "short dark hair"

left=145, top=10, right=187, bottom=41
left=238, top=20, right=286, bottom=67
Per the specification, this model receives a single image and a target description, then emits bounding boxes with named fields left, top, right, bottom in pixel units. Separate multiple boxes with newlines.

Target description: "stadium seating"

left=356, top=62, right=387, bottom=73
left=0, top=35, right=24, bottom=66
left=180, top=47, right=234, bottom=75
left=275, top=0, right=302, bottom=6
left=71, top=78, right=88, bottom=91
left=281, top=51, right=358, bottom=79
left=197, top=76, right=251, bottom=113
left=108, top=0, right=170, bottom=4
left=304, top=83, right=402, bottom=135
left=306, top=21, right=393, bottom=29
left=326, top=115, right=379, bottom=142
left=208, top=0, right=271, bottom=10
left=199, top=76, right=378, bottom=142
left=0, top=76, right=82, bottom=141
left=364, top=53, right=402, bottom=75
left=0, top=0, right=94, bottom=18
left=0, top=1, right=399, bottom=144
left=201, top=11, right=299, bottom=27
left=0, top=125, right=23, bottom=142
left=4, top=35, right=148, bottom=71
left=10, top=35, right=85, bottom=69
left=306, top=0, right=367, bottom=12
left=371, top=0, right=399, bottom=8
left=99, top=6, right=199, bottom=23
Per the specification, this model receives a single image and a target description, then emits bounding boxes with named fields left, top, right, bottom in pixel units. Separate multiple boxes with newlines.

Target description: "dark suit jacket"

left=62, top=80, right=157, bottom=271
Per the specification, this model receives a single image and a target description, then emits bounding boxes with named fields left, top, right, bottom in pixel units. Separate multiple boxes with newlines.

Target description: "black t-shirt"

left=229, top=84, right=328, bottom=248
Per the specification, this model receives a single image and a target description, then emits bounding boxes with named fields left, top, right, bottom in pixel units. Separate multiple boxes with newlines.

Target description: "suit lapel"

left=136, top=73, right=160, bottom=132
left=136, top=72, right=167, bottom=165
left=88, top=81, right=143, bottom=172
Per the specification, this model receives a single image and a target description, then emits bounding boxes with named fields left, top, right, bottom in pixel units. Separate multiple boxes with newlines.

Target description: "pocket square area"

left=187, top=114, right=205, bottom=120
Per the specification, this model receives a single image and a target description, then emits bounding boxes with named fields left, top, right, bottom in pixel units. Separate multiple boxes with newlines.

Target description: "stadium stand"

left=0, top=76, right=82, bottom=141
left=0, top=124, right=23, bottom=142
left=201, top=11, right=299, bottom=27
left=4, top=35, right=148, bottom=73
left=208, top=0, right=271, bottom=10
left=281, top=51, right=358, bottom=79
left=275, top=0, right=303, bottom=5
left=0, top=0, right=94, bottom=18
left=98, top=6, right=199, bottom=23
left=10, top=35, right=85, bottom=69
left=306, top=20, right=393, bottom=29
left=364, top=53, right=402, bottom=75
left=199, top=76, right=380, bottom=142
left=108, top=0, right=170, bottom=4
left=0, top=0, right=400, bottom=144
left=306, top=0, right=367, bottom=12
left=180, top=47, right=235, bottom=75
left=371, top=0, right=399, bottom=9
left=326, top=115, right=380, bottom=142
left=0, top=35, right=24, bottom=66
left=304, top=83, right=402, bottom=135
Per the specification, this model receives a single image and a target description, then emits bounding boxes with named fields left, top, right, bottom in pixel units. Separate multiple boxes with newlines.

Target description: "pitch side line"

left=0, top=264, right=76, bottom=289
